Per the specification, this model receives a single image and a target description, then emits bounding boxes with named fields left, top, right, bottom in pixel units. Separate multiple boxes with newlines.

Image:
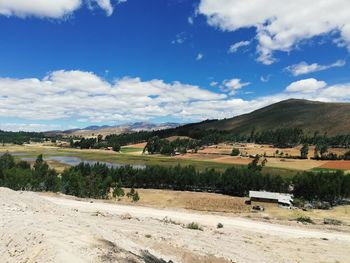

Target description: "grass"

left=186, top=222, right=203, bottom=231
left=120, top=147, right=143, bottom=153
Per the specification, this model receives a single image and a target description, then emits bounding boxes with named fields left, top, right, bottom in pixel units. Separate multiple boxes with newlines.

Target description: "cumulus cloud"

left=220, top=79, right=250, bottom=95
left=285, top=60, right=346, bottom=76
left=0, top=123, right=61, bottom=132
left=0, top=70, right=226, bottom=124
left=285, top=78, right=327, bottom=93
left=198, top=0, right=350, bottom=64
left=228, top=41, right=250, bottom=54
left=0, top=0, right=126, bottom=18
left=1, top=71, right=350, bottom=131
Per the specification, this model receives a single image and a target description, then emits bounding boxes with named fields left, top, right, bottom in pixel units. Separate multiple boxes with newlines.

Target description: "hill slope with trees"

left=195, top=99, right=350, bottom=136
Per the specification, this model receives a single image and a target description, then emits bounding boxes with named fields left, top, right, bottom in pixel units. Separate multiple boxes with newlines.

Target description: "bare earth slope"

left=1, top=187, right=350, bottom=263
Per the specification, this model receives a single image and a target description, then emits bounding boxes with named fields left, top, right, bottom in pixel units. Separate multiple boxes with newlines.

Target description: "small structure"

left=249, top=191, right=293, bottom=207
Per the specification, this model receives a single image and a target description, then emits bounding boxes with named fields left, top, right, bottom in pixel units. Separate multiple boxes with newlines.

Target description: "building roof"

left=249, top=191, right=293, bottom=205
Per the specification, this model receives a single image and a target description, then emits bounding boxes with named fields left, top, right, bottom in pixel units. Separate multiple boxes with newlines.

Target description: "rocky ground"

left=1, top=187, right=350, bottom=263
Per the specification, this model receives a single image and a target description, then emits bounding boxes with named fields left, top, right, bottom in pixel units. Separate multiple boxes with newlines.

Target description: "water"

left=20, top=155, right=146, bottom=169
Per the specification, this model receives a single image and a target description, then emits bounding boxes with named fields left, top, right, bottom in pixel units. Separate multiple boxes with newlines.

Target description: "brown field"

left=320, top=161, right=350, bottom=170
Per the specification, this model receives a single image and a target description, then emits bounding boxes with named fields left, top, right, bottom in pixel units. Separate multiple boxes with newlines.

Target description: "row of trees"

left=70, top=127, right=350, bottom=154
left=0, top=130, right=46, bottom=145
left=0, top=153, right=60, bottom=191
left=1, top=153, right=349, bottom=204
left=300, top=143, right=350, bottom=160
left=143, top=136, right=200, bottom=155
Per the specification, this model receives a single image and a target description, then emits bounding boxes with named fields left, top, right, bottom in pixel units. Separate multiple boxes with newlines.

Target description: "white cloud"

left=1, top=70, right=350, bottom=131
left=286, top=60, right=346, bottom=76
left=260, top=75, right=271, bottom=83
left=188, top=16, right=194, bottom=25
left=228, top=41, right=250, bottom=53
left=196, top=53, right=203, bottom=61
left=0, top=123, right=61, bottom=132
left=172, top=32, right=187, bottom=45
left=198, top=0, right=350, bottom=64
left=0, top=0, right=126, bottom=18
left=0, top=70, right=226, bottom=124
left=209, top=81, right=218, bottom=87
left=285, top=78, right=327, bottom=93
left=221, top=78, right=250, bottom=95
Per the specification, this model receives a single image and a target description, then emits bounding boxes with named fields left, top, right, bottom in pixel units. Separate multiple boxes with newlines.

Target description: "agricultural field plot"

left=1, top=143, right=349, bottom=174
left=319, top=161, right=350, bottom=170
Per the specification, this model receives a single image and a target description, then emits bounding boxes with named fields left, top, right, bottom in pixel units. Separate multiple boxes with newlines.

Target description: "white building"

left=249, top=191, right=293, bottom=206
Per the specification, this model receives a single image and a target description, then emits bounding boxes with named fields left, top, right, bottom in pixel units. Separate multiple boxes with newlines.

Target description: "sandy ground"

left=1, top=188, right=350, bottom=263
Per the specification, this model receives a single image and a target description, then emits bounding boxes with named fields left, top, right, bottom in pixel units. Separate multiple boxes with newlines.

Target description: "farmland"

left=1, top=142, right=349, bottom=175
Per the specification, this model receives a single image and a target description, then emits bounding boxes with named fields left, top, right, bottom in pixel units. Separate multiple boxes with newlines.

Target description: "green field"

left=0, top=144, right=298, bottom=176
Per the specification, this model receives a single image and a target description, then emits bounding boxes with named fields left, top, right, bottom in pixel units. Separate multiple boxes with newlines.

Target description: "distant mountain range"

left=46, top=122, right=180, bottom=137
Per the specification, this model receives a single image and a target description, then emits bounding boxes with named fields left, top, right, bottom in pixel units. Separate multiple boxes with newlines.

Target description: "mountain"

left=193, top=99, right=350, bottom=136
left=48, top=122, right=180, bottom=137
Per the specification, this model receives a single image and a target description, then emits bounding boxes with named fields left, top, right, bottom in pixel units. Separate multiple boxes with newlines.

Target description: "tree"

left=300, top=144, right=309, bottom=159
left=248, top=155, right=263, bottom=171
left=132, top=191, right=140, bottom=202
left=230, top=148, right=240, bottom=156
left=0, top=152, right=15, bottom=170
left=344, top=150, right=350, bottom=160
left=126, top=187, right=136, bottom=198
left=113, top=184, right=125, bottom=200
left=112, top=143, right=121, bottom=152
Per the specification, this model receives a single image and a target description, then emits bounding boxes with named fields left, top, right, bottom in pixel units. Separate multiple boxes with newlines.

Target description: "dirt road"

left=44, top=195, right=350, bottom=241
left=1, top=188, right=350, bottom=263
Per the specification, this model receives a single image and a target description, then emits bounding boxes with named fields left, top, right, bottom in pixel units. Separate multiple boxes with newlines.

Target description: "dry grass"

left=114, top=188, right=249, bottom=213
left=250, top=201, right=350, bottom=226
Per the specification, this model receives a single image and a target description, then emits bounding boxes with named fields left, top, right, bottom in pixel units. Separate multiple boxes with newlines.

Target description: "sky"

left=0, top=0, right=350, bottom=131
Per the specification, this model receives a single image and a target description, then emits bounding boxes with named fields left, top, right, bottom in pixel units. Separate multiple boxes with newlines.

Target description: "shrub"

left=296, top=216, right=314, bottom=224
left=323, top=218, right=342, bottom=225
left=145, top=234, right=152, bottom=238
left=217, top=223, right=223, bottom=229
left=186, top=222, right=203, bottom=231
left=231, top=148, right=240, bottom=156
left=132, top=191, right=140, bottom=202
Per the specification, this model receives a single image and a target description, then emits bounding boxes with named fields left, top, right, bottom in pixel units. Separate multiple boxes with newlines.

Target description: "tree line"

left=0, top=130, right=46, bottom=145
left=1, top=152, right=349, bottom=205
left=69, top=127, right=350, bottom=153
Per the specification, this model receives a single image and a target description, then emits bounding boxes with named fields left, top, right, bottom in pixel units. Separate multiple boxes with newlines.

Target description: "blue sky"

left=0, top=0, right=350, bottom=131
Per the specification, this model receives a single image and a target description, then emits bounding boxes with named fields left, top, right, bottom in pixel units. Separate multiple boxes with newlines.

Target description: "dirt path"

left=44, top=195, right=350, bottom=241
left=1, top=188, right=350, bottom=263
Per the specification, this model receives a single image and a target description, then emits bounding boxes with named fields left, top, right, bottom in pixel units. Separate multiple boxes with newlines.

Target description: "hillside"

left=195, top=99, right=350, bottom=136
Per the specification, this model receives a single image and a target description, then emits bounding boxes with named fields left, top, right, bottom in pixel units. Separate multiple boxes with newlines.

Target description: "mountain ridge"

left=193, top=99, right=350, bottom=136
